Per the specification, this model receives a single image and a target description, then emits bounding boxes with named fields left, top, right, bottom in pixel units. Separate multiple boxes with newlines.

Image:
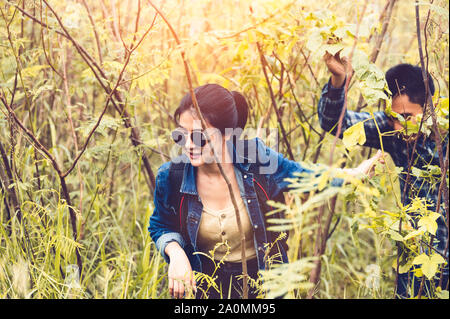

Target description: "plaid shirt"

left=317, top=80, right=449, bottom=260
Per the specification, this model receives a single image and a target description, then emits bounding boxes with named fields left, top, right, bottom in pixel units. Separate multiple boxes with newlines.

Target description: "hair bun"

left=230, top=91, right=249, bottom=130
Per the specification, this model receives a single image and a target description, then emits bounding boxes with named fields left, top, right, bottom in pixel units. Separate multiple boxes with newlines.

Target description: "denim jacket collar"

left=180, top=161, right=197, bottom=195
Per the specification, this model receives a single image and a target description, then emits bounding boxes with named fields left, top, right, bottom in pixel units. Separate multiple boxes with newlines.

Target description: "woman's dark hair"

left=174, top=84, right=249, bottom=135
left=385, top=63, right=435, bottom=108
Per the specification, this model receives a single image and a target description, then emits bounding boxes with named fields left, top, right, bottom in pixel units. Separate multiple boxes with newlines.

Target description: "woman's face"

left=177, top=109, right=227, bottom=167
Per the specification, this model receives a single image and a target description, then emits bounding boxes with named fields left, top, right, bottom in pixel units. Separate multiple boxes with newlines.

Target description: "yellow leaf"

left=22, top=65, right=49, bottom=78
left=418, top=212, right=441, bottom=235
left=365, top=207, right=377, bottom=218
left=437, top=97, right=448, bottom=115
left=343, top=121, right=366, bottom=149
left=403, top=229, right=424, bottom=241
left=388, top=230, right=403, bottom=242
left=414, top=267, right=423, bottom=278
left=317, top=171, right=329, bottom=191
left=392, top=259, right=413, bottom=274
left=380, top=174, right=386, bottom=189
left=413, top=253, right=446, bottom=280
left=421, top=262, right=439, bottom=280
left=412, top=253, right=429, bottom=265
left=430, top=253, right=446, bottom=265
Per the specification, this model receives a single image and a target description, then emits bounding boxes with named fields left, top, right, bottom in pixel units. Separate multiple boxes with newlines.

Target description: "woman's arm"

left=254, top=138, right=384, bottom=197
left=148, top=162, right=186, bottom=263
left=342, top=149, right=385, bottom=177
left=148, top=162, right=195, bottom=298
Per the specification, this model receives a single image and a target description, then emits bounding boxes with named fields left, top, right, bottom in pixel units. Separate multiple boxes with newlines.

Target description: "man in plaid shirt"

left=317, top=53, right=448, bottom=298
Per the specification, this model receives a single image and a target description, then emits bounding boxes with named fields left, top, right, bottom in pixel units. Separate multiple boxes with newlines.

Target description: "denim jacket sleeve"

left=254, top=138, right=343, bottom=199
left=148, top=162, right=186, bottom=263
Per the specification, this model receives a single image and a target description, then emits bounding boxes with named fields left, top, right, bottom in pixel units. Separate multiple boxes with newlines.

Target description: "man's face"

left=389, top=94, right=423, bottom=133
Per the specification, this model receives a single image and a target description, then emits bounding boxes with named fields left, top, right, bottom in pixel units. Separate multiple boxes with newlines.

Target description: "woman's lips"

left=188, top=150, right=201, bottom=159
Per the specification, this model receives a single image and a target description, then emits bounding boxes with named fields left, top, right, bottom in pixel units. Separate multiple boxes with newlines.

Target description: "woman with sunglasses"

left=148, top=83, right=383, bottom=299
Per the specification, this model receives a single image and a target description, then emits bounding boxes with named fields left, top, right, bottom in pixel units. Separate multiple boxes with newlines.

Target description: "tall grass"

left=0, top=0, right=448, bottom=299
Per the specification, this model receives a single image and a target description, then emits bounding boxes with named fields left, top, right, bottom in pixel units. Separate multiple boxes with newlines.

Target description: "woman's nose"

left=184, top=133, right=194, bottom=149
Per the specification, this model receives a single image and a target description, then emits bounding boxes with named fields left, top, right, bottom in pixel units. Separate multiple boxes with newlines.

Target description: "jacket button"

left=254, top=224, right=258, bottom=230
left=221, top=231, right=226, bottom=236
left=247, top=199, right=251, bottom=203
left=243, top=175, right=247, bottom=179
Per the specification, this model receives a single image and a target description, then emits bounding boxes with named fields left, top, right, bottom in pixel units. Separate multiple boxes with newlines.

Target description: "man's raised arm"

left=317, top=52, right=395, bottom=151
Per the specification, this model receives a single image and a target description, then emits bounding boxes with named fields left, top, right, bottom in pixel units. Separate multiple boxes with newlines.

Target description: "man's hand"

left=324, top=51, right=353, bottom=88
left=165, top=242, right=196, bottom=299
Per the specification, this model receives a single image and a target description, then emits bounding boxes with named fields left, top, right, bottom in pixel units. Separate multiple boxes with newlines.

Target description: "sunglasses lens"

left=171, top=129, right=186, bottom=146
left=191, top=131, right=207, bottom=147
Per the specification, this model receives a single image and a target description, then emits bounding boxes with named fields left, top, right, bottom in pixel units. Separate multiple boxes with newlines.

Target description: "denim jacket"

left=148, top=137, right=340, bottom=272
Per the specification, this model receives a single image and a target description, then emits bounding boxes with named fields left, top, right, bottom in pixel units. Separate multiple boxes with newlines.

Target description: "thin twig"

left=39, top=0, right=157, bottom=191
left=257, top=42, right=295, bottom=161
left=307, top=0, right=369, bottom=299
left=415, top=0, right=449, bottom=297
left=81, top=0, right=103, bottom=65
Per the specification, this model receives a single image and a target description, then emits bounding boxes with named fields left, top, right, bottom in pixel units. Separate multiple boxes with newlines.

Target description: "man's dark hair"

left=385, top=63, right=435, bottom=107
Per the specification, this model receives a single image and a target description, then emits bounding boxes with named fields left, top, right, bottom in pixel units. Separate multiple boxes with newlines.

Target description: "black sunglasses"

left=171, top=128, right=208, bottom=147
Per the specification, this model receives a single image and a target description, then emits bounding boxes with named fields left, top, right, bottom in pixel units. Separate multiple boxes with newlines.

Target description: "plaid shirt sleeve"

left=317, top=79, right=395, bottom=152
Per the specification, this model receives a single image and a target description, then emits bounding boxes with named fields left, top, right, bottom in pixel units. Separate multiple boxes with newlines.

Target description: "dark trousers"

left=196, top=255, right=260, bottom=299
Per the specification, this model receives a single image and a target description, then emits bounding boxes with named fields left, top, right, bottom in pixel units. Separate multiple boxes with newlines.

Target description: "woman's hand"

left=344, top=150, right=386, bottom=178
left=165, top=242, right=196, bottom=299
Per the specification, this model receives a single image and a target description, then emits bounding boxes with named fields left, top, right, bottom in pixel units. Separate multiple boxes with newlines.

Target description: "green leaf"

left=387, top=230, right=404, bottom=242
left=360, top=87, right=389, bottom=106
left=49, top=117, right=57, bottom=148
left=342, top=121, right=366, bottom=149
left=75, top=115, right=121, bottom=138
left=22, top=65, right=49, bottom=78
left=142, top=241, right=150, bottom=270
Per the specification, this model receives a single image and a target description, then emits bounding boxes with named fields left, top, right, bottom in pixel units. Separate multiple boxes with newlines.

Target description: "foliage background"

left=0, top=0, right=448, bottom=298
